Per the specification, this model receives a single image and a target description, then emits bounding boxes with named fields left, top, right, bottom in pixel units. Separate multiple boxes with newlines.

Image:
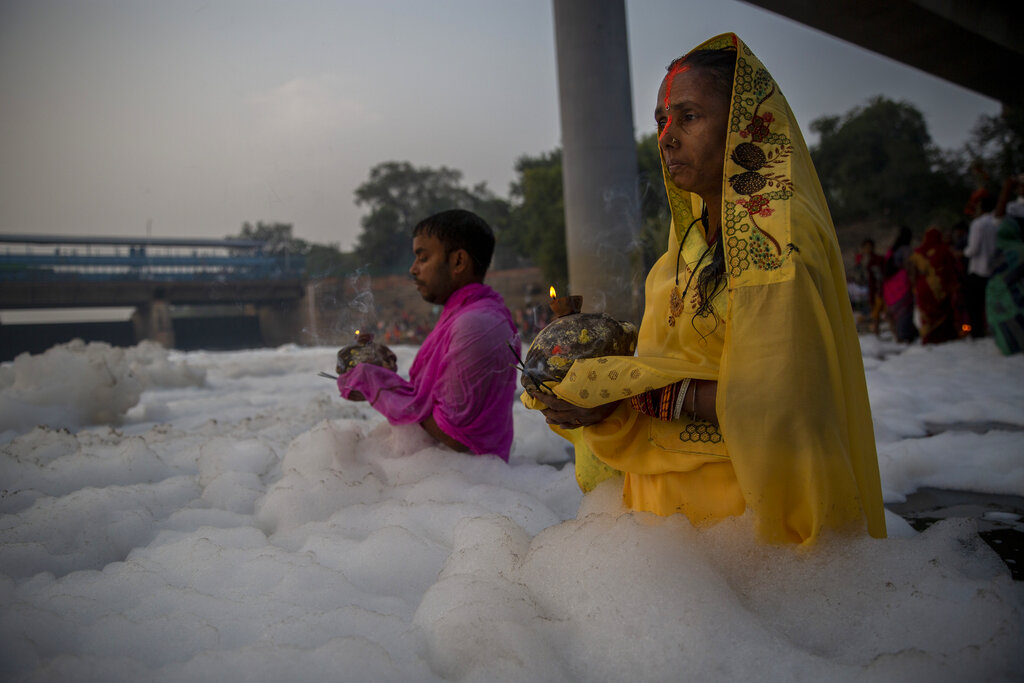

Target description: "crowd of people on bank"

left=849, top=172, right=1024, bottom=355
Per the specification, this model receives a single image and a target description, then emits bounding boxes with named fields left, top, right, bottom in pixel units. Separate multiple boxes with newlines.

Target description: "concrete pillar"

left=258, top=300, right=306, bottom=348
left=271, top=279, right=346, bottom=347
left=131, top=299, right=175, bottom=348
left=553, top=0, right=643, bottom=323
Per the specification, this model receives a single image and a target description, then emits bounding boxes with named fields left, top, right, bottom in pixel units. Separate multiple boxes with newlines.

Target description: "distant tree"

left=467, top=180, right=520, bottom=270
left=503, top=138, right=673, bottom=286
left=227, top=221, right=306, bottom=275
left=233, top=221, right=308, bottom=254
left=229, top=222, right=360, bottom=278
left=504, top=150, right=567, bottom=287
left=810, top=96, right=965, bottom=229
left=965, top=107, right=1024, bottom=184
left=352, top=161, right=510, bottom=275
left=305, top=243, right=358, bottom=278
left=636, top=132, right=671, bottom=269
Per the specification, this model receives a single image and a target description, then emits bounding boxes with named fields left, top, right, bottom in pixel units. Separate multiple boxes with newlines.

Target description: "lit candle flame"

left=550, top=286, right=557, bottom=299
left=355, top=329, right=360, bottom=335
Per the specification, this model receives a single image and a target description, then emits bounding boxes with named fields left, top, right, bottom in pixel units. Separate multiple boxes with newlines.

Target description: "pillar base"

left=132, top=300, right=175, bottom=348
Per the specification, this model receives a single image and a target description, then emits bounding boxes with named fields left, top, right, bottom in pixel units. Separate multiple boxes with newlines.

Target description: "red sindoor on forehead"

left=659, top=63, right=691, bottom=143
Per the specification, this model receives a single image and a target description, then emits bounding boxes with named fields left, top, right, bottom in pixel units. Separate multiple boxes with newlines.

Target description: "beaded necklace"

left=668, top=205, right=717, bottom=326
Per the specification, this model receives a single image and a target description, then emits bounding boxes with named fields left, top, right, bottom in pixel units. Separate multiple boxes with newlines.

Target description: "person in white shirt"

left=964, top=193, right=1000, bottom=337
left=1006, top=173, right=1024, bottom=222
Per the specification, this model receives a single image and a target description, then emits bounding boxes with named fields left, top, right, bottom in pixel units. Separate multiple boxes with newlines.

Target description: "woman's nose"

left=659, top=125, right=677, bottom=148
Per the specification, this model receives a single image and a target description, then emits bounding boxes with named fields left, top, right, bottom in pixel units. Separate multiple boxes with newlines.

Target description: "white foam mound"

left=0, top=338, right=1022, bottom=681
left=416, top=487, right=1022, bottom=681
left=0, top=340, right=204, bottom=435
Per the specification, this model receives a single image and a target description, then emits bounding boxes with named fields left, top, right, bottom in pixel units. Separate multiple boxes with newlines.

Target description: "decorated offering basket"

left=336, top=332, right=398, bottom=375
left=521, top=311, right=638, bottom=395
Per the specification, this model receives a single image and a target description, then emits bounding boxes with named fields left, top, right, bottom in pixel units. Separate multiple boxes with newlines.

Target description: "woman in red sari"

left=909, top=227, right=961, bottom=344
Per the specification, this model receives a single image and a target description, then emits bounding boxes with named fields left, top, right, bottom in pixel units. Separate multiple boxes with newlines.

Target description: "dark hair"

left=861, top=238, right=875, bottom=249
left=890, top=225, right=913, bottom=251
left=412, top=209, right=495, bottom=278
left=979, top=192, right=998, bottom=214
left=666, top=48, right=736, bottom=104
left=883, top=226, right=914, bottom=278
left=666, top=48, right=737, bottom=323
left=694, top=237, right=726, bottom=323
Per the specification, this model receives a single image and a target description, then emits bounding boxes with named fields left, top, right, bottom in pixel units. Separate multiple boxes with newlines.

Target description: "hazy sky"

left=0, top=0, right=1001, bottom=251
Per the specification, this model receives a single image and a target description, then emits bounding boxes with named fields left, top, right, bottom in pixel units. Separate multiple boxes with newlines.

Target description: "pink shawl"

left=338, top=283, right=519, bottom=460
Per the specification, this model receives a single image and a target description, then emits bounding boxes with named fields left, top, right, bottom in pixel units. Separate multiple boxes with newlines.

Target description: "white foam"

left=0, top=337, right=1022, bottom=681
left=0, top=340, right=204, bottom=438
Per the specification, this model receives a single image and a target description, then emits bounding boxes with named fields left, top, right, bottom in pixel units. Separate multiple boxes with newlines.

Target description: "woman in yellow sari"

left=525, top=34, right=886, bottom=544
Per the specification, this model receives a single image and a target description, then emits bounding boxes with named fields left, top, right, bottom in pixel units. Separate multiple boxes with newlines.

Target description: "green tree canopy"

left=810, top=96, right=964, bottom=228
left=228, top=222, right=358, bottom=278
left=305, top=243, right=359, bottom=278
left=352, top=161, right=510, bottom=275
left=965, top=106, right=1024, bottom=186
left=233, top=221, right=307, bottom=254
left=636, top=132, right=671, bottom=269
left=502, top=138, right=672, bottom=287
left=504, top=150, right=567, bottom=287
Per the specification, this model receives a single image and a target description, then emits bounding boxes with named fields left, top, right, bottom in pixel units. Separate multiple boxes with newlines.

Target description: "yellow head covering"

left=526, top=34, right=886, bottom=543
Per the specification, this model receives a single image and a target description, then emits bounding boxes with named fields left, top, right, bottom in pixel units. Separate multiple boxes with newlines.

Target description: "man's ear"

left=448, top=248, right=473, bottom=278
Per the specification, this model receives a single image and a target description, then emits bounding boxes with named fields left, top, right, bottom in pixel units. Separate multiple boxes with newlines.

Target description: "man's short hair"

left=412, top=209, right=495, bottom=278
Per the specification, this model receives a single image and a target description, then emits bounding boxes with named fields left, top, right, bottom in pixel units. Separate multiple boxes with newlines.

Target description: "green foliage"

left=305, top=243, right=358, bottom=278
left=636, top=133, right=671, bottom=269
left=810, top=96, right=966, bottom=228
left=233, top=221, right=308, bottom=254
left=229, top=222, right=357, bottom=278
left=965, top=107, right=1024, bottom=182
left=229, top=221, right=310, bottom=276
left=502, top=138, right=671, bottom=287
left=351, top=161, right=509, bottom=275
left=504, top=150, right=567, bottom=287
left=240, top=96, right=1011, bottom=287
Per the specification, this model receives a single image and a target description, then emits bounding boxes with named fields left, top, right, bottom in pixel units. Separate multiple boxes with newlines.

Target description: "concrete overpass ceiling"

left=740, top=0, right=1023, bottom=106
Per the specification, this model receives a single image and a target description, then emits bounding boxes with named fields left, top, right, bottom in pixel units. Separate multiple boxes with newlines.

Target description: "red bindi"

left=659, top=63, right=690, bottom=143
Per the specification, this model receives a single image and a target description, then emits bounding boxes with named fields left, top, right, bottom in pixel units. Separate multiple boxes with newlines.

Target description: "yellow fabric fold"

left=553, top=355, right=718, bottom=408
left=524, top=33, right=886, bottom=544
left=550, top=192, right=728, bottom=409
left=520, top=391, right=620, bottom=492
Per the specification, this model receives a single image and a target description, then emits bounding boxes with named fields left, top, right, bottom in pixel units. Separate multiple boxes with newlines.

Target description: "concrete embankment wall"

left=0, top=267, right=547, bottom=360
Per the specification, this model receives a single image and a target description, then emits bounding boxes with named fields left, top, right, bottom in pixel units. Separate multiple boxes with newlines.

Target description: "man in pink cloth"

left=337, top=209, right=519, bottom=461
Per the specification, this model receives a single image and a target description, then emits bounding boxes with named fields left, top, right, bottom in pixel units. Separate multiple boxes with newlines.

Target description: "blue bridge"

left=1, top=233, right=303, bottom=287
left=0, top=233, right=305, bottom=309
left=0, top=234, right=309, bottom=356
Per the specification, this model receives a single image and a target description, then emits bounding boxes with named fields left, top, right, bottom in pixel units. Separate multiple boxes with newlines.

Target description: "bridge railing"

left=0, top=249, right=305, bottom=283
